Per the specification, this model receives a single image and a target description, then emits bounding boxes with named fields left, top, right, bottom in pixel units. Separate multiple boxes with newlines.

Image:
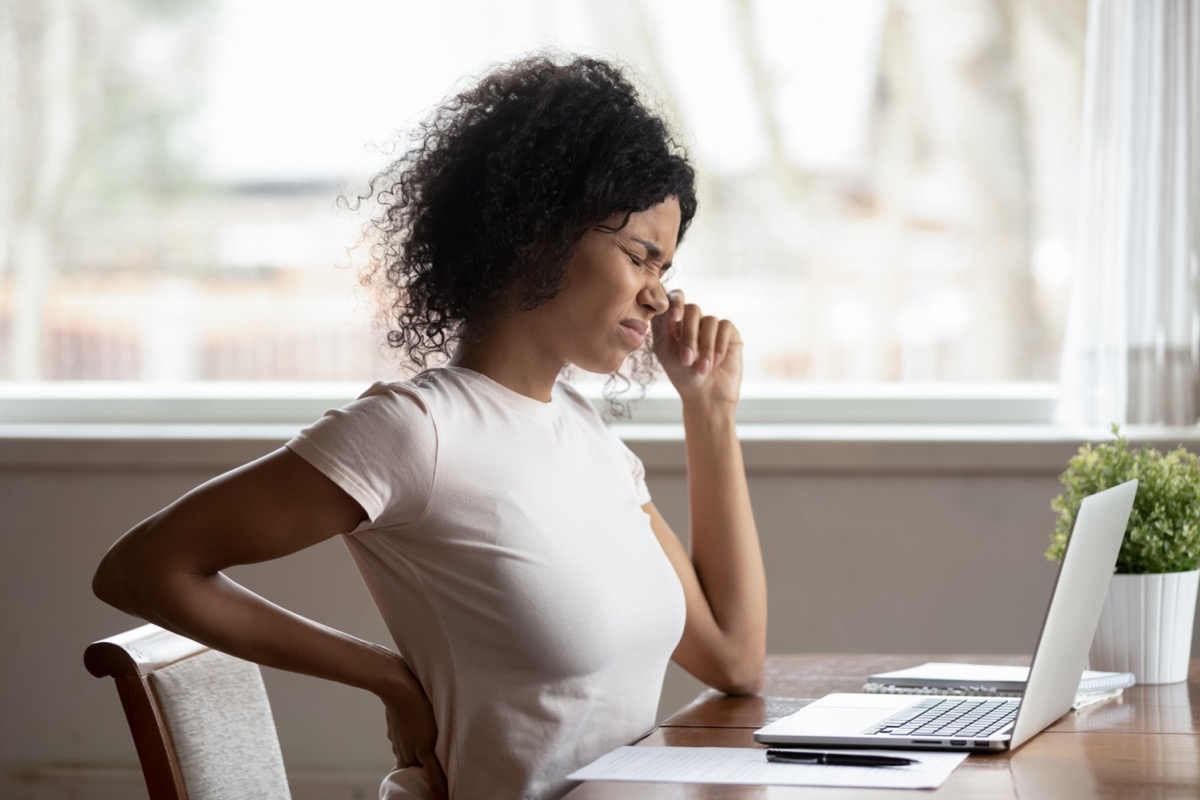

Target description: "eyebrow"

left=631, top=238, right=673, bottom=275
left=630, top=237, right=663, bottom=259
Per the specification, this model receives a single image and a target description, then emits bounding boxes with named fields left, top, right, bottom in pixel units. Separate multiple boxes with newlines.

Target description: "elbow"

left=685, top=625, right=767, bottom=696
left=93, top=518, right=210, bottom=621
left=92, top=545, right=133, bottom=611
left=93, top=521, right=159, bottom=615
left=719, top=664, right=764, bottom=697
left=711, top=649, right=765, bottom=697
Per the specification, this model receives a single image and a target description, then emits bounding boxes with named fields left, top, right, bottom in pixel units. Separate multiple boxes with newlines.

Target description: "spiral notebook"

left=863, top=662, right=1136, bottom=698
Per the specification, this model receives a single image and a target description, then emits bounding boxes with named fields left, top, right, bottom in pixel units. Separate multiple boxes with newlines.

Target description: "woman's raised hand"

left=651, top=289, right=743, bottom=409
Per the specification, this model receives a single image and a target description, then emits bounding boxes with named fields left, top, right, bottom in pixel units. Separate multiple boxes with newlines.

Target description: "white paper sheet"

left=568, top=746, right=968, bottom=789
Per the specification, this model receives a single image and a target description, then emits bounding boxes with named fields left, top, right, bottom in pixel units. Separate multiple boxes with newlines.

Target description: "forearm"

left=95, top=524, right=405, bottom=699
left=681, top=401, right=767, bottom=681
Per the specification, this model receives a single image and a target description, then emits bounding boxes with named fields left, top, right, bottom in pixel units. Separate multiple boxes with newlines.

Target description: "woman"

left=93, top=54, right=766, bottom=799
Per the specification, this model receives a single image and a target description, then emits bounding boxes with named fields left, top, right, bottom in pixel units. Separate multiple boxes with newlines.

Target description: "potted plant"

left=1046, top=425, right=1200, bottom=684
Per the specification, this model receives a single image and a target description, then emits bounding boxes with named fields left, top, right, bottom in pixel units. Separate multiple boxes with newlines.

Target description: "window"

left=0, top=1, right=1084, bottom=404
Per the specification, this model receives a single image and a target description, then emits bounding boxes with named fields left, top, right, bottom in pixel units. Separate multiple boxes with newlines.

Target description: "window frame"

left=0, top=380, right=1057, bottom=428
left=6, top=382, right=1198, bottom=479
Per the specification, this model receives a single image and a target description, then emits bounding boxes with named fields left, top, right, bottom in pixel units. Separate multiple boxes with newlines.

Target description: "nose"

left=640, top=278, right=669, bottom=316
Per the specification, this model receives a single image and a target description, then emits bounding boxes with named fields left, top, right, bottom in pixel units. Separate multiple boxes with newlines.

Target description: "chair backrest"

left=85, top=624, right=292, bottom=800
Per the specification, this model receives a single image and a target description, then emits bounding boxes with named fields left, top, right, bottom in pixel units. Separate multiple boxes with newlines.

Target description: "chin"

left=573, top=353, right=631, bottom=377
left=573, top=363, right=621, bottom=378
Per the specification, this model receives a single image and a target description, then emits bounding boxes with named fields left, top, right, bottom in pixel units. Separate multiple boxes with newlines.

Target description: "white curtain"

left=1057, top=0, right=1200, bottom=426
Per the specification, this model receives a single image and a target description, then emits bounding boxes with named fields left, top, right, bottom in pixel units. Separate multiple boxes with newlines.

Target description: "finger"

left=676, top=303, right=703, bottom=366
left=423, top=751, right=450, bottom=799
left=386, top=726, right=406, bottom=767
left=695, top=315, right=719, bottom=374
left=653, top=290, right=685, bottom=352
left=667, top=289, right=685, bottom=324
left=713, top=318, right=739, bottom=366
left=386, top=716, right=418, bottom=769
left=651, top=289, right=682, bottom=345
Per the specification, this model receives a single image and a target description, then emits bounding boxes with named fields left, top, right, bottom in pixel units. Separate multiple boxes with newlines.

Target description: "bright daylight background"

left=0, top=0, right=1085, bottom=388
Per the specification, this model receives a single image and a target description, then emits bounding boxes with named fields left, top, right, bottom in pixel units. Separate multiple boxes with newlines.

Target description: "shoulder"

left=291, top=380, right=434, bottom=439
left=287, top=379, right=441, bottom=525
left=350, top=368, right=476, bottom=419
left=554, top=380, right=604, bottom=422
left=552, top=381, right=651, bottom=497
left=355, top=379, right=430, bottom=413
left=289, top=378, right=439, bottom=459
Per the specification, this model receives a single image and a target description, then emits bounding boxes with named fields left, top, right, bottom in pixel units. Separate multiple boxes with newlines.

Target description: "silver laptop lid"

left=1009, top=479, right=1137, bottom=749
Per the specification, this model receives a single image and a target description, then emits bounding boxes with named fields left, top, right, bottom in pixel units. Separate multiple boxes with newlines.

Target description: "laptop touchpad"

left=778, top=706, right=889, bottom=735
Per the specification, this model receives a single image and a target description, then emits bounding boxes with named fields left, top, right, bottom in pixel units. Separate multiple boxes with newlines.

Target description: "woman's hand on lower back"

left=379, top=655, right=448, bottom=799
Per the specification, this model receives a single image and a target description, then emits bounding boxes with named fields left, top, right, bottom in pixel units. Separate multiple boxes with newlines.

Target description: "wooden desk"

left=565, top=654, right=1200, bottom=798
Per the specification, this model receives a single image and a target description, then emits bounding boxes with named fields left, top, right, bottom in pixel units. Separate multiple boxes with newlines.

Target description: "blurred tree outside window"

left=0, top=0, right=1085, bottom=385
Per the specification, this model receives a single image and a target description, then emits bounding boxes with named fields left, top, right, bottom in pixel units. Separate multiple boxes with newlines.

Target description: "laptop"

left=754, top=479, right=1138, bottom=753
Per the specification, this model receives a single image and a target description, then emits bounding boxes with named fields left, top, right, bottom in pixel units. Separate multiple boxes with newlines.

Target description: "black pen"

left=766, top=749, right=918, bottom=767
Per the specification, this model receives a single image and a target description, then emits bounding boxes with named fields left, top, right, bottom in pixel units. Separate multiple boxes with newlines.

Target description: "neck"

left=450, top=321, right=564, bottom=402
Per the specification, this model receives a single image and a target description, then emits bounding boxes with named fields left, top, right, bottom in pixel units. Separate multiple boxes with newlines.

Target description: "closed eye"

left=633, top=236, right=672, bottom=280
left=618, top=238, right=670, bottom=277
left=632, top=253, right=671, bottom=281
left=622, top=247, right=654, bottom=272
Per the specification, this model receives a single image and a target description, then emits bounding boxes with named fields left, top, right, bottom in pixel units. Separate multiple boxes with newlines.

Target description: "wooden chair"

left=85, top=623, right=292, bottom=800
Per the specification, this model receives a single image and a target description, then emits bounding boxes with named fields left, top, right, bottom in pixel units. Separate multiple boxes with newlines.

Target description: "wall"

left=2, top=428, right=1197, bottom=797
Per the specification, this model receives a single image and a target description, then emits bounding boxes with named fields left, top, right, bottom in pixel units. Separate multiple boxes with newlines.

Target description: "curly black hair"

left=356, top=53, right=697, bottom=405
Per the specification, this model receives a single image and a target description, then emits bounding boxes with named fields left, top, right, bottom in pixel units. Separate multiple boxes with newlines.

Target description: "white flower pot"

left=1088, top=570, right=1200, bottom=684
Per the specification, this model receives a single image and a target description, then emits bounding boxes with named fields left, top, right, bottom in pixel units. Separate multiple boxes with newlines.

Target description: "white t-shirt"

left=287, top=366, right=686, bottom=799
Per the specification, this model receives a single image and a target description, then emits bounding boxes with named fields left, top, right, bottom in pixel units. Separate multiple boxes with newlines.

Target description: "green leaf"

left=1046, top=426, right=1200, bottom=573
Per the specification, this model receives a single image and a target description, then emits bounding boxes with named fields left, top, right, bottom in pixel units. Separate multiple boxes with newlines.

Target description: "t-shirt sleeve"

left=618, top=438, right=652, bottom=506
left=286, top=382, right=437, bottom=529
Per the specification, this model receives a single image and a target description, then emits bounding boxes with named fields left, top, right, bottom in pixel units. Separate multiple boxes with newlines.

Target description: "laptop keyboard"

left=864, top=697, right=1020, bottom=738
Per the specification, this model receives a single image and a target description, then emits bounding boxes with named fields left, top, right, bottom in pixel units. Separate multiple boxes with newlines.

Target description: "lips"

left=620, top=319, right=648, bottom=347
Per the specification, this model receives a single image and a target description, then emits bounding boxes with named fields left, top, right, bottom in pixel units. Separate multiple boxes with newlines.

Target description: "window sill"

left=0, top=380, right=1058, bottom=426
left=3, top=379, right=1194, bottom=473
left=2, top=421, right=1195, bottom=474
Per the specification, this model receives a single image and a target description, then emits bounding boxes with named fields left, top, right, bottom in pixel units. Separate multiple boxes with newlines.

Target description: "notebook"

left=862, top=662, right=1135, bottom=697
left=754, top=479, right=1138, bottom=753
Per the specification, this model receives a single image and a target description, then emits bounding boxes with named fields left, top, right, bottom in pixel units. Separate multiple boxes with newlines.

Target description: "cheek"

left=569, top=278, right=631, bottom=315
